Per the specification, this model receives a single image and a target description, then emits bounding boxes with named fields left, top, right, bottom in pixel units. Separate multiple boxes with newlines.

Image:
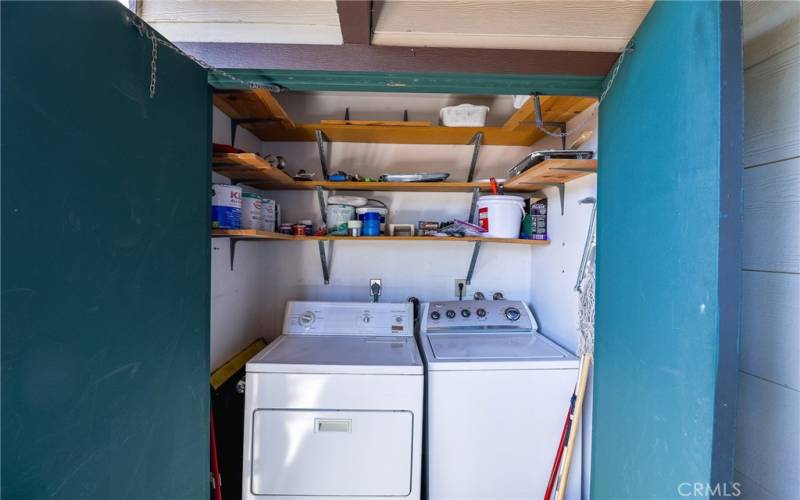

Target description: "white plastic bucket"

left=476, top=195, right=525, bottom=238
left=326, top=204, right=355, bottom=235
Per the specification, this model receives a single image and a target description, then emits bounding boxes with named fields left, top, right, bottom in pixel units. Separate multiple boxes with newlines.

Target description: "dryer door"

left=249, top=409, right=413, bottom=496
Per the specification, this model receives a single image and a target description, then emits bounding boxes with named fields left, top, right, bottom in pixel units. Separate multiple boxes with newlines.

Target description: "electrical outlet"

left=454, top=279, right=468, bottom=298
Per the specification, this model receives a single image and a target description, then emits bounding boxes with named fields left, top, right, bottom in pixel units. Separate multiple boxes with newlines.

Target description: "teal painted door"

left=2, top=2, right=211, bottom=498
left=592, top=2, right=742, bottom=499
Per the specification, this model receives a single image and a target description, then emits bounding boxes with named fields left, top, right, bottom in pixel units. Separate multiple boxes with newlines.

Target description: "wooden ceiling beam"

left=179, top=42, right=618, bottom=77
left=336, top=0, right=372, bottom=45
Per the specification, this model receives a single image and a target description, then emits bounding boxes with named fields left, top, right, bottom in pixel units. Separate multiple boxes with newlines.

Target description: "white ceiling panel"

left=372, top=0, right=653, bottom=52
left=142, top=0, right=343, bottom=44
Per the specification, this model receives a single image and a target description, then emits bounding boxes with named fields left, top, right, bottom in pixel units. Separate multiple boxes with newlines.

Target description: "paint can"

left=211, top=184, right=242, bottom=229
left=299, top=219, right=313, bottom=236
left=326, top=204, right=355, bottom=236
left=362, top=211, right=381, bottom=236
left=241, top=192, right=263, bottom=230
left=261, top=198, right=277, bottom=232
left=356, top=207, right=388, bottom=234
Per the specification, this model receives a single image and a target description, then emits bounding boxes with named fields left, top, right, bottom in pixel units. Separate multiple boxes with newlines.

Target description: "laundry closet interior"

left=2, top=2, right=743, bottom=499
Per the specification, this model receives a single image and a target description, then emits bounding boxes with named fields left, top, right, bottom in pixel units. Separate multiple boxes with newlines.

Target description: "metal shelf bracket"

left=531, top=94, right=568, bottom=149
left=465, top=241, right=482, bottom=285
left=468, top=187, right=481, bottom=223
left=315, top=129, right=331, bottom=180
left=318, top=240, right=333, bottom=284
left=537, top=182, right=567, bottom=216
left=467, top=132, right=483, bottom=182
left=228, top=237, right=243, bottom=271
left=231, top=118, right=282, bottom=147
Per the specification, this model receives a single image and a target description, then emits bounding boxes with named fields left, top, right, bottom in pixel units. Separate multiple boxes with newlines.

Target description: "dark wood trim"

left=711, top=0, right=743, bottom=491
left=336, top=0, right=372, bottom=45
left=178, top=42, right=618, bottom=77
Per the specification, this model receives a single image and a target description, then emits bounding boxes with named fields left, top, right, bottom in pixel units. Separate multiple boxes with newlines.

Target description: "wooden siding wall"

left=736, top=2, right=800, bottom=498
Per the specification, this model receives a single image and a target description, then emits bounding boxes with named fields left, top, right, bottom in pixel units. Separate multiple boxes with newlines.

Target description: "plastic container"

left=211, top=184, right=242, bottom=229
left=362, top=212, right=381, bottom=237
left=241, top=192, right=263, bottom=230
left=476, top=195, right=525, bottom=238
left=278, top=223, right=293, bottom=235
left=440, top=104, right=490, bottom=127
left=356, top=207, right=388, bottom=234
left=348, top=220, right=362, bottom=237
left=261, top=198, right=277, bottom=232
left=327, top=204, right=355, bottom=236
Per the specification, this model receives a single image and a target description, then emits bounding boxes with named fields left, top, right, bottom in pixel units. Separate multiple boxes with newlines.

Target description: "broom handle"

left=555, top=353, right=592, bottom=500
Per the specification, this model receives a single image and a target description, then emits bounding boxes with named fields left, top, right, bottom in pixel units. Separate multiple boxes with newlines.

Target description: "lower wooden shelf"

left=211, top=229, right=549, bottom=245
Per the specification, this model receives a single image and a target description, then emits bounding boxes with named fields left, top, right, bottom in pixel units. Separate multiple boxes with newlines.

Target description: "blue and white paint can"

left=211, top=183, right=242, bottom=229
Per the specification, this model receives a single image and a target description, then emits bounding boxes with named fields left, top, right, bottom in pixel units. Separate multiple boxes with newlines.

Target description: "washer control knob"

left=476, top=308, right=487, bottom=318
left=430, top=311, right=441, bottom=321
left=504, top=307, right=521, bottom=322
left=299, top=311, right=316, bottom=327
left=460, top=309, right=471, bottom=318
left=446, top=309, right=457, bottom=319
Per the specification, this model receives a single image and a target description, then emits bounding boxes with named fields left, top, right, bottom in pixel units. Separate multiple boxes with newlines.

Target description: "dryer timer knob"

left=504, top=307, right=521, bottom=321
left=299, top=311, right=316, bottom=326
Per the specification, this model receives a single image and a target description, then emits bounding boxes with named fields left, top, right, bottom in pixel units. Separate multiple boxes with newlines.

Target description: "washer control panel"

left=283, top=301, right=412, bottom=336
left=422, top=300, right=535, bottom=334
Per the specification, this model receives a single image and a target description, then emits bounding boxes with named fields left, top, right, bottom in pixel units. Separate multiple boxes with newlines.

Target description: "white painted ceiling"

left=372, top=0, right=653, bottom=52
left=141, top=0, right=652, bottom=52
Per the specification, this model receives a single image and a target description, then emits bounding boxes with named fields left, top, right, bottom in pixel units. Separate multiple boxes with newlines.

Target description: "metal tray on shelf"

left=508, top=150, right=594, bottom=178
left=379, top=172, right=450, bottom=182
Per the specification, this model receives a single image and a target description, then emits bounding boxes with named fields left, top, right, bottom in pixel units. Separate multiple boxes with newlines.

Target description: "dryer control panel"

left=421, top=300, right=536, bottom=334
left=283, top=301, right=412, bottom=336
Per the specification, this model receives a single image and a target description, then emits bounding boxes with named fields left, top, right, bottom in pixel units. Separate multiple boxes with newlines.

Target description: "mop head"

left=577, top=245, right=596, bottom=356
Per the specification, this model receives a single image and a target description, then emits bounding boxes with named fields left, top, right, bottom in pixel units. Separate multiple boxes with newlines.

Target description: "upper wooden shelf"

left=212, top=153, right=596, bottom=192
left=214, top=91, right=596, bottom=146
left=212, top=229, right=549, bottom=246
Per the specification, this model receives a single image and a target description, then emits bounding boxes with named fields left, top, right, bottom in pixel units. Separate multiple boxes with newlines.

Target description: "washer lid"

left=426, top=333, right=578, bottom=370
left=247, top=335, right=423, bottom=375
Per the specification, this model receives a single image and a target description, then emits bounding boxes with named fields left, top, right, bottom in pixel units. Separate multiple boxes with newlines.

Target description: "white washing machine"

left=242, top=301, right=424, bottom=500
left=420, top=300, right=581, bottom=500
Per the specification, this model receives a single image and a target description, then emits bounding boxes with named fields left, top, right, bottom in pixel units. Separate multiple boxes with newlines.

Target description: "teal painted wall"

left=1, top=2, right=211, bottom=498
left=208, top=69, right=604, bottom=96
left=593, top=1, right=740, bottom=498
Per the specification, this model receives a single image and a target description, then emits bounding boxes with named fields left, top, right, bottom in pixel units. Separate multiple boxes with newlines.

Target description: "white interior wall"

left=210, top=107, right=268, bottom=370
left=526, top=105, right=598, bottom=500
left=735, top=3, right=800, bottom=498
left=211, top=96, right=599, bottom=497
left=255, top=135, right=535, bottom=336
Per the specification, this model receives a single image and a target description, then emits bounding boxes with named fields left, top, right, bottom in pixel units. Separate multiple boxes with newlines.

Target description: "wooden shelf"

left=214, top=91, right=596, bottom=146
left=212, top=229, right=549, bottom=245
left=212, top=153, right=596, bottom=192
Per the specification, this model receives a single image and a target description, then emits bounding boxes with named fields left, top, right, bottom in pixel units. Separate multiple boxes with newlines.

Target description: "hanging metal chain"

left=126, top=12, right=280, bottom=96
left=535, top=41, right=634, bottom=139
left=147, top=30, right=158, bottom=98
